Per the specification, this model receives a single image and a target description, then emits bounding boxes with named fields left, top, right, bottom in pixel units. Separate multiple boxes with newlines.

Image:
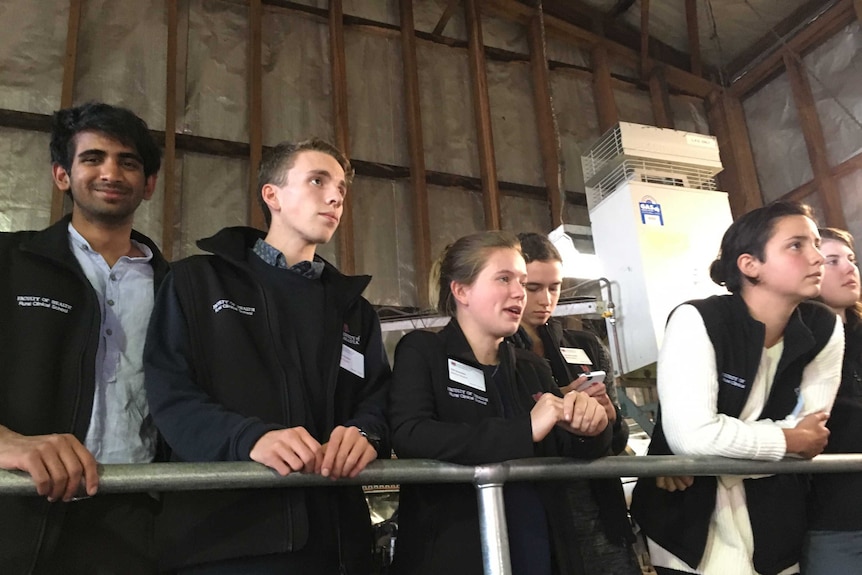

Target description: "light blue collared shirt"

left=68, top=224, right=157, bottom=463
left=251, top=238, right=325, bottom=278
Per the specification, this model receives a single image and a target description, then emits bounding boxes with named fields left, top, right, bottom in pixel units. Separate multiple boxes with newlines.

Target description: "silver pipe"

left=5, top=456, right=861, bottom=575
left=475, top=465, right=512, bottom=575
left=0, top=459, right=474, bottom=496
left=499, top=455, right=862, bottom=481
left=594, top=276, right=657, bottom=434
left=596, top=276, right=626, bottom=381
left=3, top=455, right=862, bottom=496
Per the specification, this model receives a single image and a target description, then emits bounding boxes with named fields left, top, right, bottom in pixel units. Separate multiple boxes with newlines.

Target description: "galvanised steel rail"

left=3, top=455, right=862, bottom=575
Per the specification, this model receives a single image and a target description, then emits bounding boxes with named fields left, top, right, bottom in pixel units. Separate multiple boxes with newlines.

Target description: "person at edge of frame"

left=0, top=101, right=168, bottom=575
left=802, top=227, right=862, bottom=575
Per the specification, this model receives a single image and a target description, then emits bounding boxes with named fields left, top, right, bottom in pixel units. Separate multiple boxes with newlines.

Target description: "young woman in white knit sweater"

left=631, top=201, right=844, bottom=575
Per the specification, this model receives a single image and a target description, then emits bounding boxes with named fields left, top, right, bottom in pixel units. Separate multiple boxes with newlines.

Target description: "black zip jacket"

left=808, top=313, right=862, bottom=530
left=511, top=321, right=629, bottom=454
left=0, top=215, right=169, bottom=574
left=631, top=294, right=838, bottom=575
left=510, top=320, right=635, bottom=550
left=143, top=226, right=391, bottom=571
left=388, top=320, right=613, bottom=575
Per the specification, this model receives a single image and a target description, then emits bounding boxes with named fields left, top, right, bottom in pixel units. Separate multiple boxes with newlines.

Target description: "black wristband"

left=358, top=429, right=382, bottom=453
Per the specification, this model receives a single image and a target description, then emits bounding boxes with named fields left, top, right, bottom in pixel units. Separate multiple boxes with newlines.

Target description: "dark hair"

left=517, top=232, right=562, bottom=264
left=709, top=201, right=816, bottom=293
left=430, top=231, right=522, bottom=317
left=819, top=227, right=862, bottom=323
left=50, top=102, right=161, bottom=179
left=257, top=137, right=354, bottom=228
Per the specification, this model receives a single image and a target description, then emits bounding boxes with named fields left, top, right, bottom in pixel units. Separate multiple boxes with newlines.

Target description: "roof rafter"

left=639, top=0, right=650, bottom=76
left=535, top=0, right=700, bottom=74
left=726, top=0, right=847, bottom=87
left=484, top=0, right=718, bottom=97
left=730, top=0, right=853, bottom=97
left=432, top=0, right=461, bottom=36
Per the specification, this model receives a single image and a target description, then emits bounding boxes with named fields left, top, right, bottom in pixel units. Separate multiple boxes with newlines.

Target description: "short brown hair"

left=819, top=227, right=862, bottom=323
left=430, top=231, right=522, bottom=316
left=257, top=137, right=354, bottom=227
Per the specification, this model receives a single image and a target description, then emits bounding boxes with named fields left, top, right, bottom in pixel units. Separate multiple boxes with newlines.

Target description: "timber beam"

left=783, top=51, right=847, bottom=228
left=464, top=0, right=502, bottom=230
left=705, top=90, right=763, bottom=217
left=730, top=0, right=854, bottom=98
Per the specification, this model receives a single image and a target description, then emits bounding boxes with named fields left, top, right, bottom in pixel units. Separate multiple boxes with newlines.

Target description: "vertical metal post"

left=475, top=466, right=512, bottom=575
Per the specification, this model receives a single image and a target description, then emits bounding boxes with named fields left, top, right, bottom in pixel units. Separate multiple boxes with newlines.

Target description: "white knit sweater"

left=646, top=304, right=844, bottom=575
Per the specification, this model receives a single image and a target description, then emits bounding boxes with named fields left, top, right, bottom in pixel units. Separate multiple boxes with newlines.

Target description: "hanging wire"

left=741, top=0, right=862, bottom=133
left=704, top=0, right=728, bottom=87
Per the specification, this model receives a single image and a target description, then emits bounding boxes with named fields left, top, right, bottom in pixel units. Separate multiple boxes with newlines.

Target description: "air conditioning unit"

left=581, top=123, right=732, bottom=374
left=582, top=122, right=723, bottom=212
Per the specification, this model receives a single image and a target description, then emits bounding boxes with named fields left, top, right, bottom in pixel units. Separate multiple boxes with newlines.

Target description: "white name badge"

left=340, top=344, right=365, bottom=378
left=560, top=347, right=592, bottom=365
left=447, top=358, right=486, bottom=392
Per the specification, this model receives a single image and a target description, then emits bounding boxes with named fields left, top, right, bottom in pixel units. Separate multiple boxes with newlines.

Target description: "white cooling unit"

left=582, top=123, right=732, bottom=374
left=582, top=122, right=723, bottom=212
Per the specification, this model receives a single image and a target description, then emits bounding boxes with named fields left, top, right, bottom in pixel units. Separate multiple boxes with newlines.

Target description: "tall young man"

left=0, top=102, right=167, bottom=574
left=144, top=138, right=391, bottom=573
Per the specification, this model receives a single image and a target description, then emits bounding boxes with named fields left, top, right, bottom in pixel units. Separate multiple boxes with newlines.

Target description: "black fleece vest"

left=630, top=295, right=836, bottom=575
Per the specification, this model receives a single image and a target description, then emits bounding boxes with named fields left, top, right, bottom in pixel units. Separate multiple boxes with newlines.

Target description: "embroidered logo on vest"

left=720, top=372, right=746, bottom=389
left=16, top=295, right=72, bottom=314
left=342, top=323, right=360, bottom=345
left=212, top=299, right=255, bottom=315
left=446, top=386, right=489, bottom=406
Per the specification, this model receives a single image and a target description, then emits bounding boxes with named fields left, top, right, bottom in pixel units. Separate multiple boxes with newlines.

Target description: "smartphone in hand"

left=575, top=370, right=605, bottom=391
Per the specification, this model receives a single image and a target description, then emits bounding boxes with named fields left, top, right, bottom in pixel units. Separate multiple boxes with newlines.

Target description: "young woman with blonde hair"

left=388, top=231, right=612, bottom=575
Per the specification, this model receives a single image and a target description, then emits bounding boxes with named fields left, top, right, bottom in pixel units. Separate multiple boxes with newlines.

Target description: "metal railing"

left=3, top=455, right=862, bottom=575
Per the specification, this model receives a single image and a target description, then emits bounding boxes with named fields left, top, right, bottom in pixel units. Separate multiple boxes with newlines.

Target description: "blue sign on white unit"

left=639, top=199, right=664, bottom=226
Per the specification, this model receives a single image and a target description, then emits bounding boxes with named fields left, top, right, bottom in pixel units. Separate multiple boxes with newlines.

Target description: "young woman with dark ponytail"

left=630, top=201, right=844, bottom=575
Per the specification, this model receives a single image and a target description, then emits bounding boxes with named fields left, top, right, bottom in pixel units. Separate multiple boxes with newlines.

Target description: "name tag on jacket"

left=560, top=347, right=592, bottom=365
left=447, top=359, right=485, bottom=392
left=340, top=344, right=365, bottom=378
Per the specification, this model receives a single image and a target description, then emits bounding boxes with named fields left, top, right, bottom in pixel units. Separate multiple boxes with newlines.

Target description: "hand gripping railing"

left=3, top=454, right=862, bottom=575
